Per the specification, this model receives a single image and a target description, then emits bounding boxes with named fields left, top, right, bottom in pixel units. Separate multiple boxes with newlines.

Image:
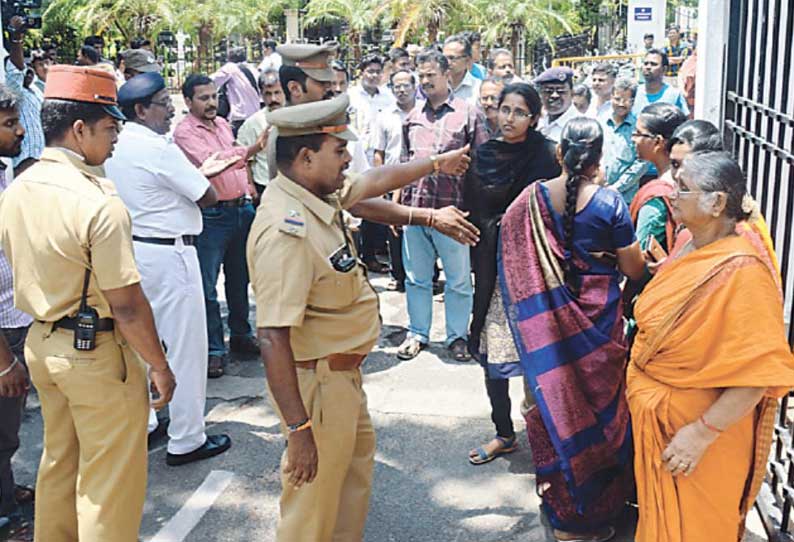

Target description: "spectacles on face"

left=391, top=84, right=414, bottom=91
left=632, top=130, right=656, bottom=139
left=672, top=178, right=705, bottom=197
left=499, top=106, right=530, bottom=119
left=149, top=99, right=173, bottom=109
left=480, top=95, right=499, bottom=104
left=540, top=87, right=569, bottom=96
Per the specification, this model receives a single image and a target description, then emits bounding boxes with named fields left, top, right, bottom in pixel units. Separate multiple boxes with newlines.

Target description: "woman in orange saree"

left=627, top=151, right=794, bottom=542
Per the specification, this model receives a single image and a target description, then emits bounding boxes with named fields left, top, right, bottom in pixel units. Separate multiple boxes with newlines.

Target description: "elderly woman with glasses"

left=627, top=151, right=794, bottom=541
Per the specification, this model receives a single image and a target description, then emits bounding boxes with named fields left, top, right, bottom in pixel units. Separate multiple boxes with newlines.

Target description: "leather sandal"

left=397, top=337, right=425, bottom=360
left=468, top=435, right=518, bottom=465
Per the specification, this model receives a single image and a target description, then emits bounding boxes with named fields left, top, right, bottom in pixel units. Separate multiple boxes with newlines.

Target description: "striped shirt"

left=4, top=60, right=44, bottom=168
left=401, top=94, right=488, bottom=209
left=0, top=167, right=33, bottom=328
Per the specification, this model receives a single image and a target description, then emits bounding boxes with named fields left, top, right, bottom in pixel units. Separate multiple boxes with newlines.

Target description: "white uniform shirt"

left=105, top=122, right=210, bottom=238
left=538, top=105, right=583, bottom=143
left=373, top=105, right=411, bottom=165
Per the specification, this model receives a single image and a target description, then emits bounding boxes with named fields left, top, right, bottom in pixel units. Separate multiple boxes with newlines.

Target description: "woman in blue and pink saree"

left=481, top=118, right=647, bottom=541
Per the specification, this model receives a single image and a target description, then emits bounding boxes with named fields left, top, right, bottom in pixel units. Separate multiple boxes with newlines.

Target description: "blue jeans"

left=402, top=225, right=473, bottom=345
left=197, top=204, right=255, bottom=357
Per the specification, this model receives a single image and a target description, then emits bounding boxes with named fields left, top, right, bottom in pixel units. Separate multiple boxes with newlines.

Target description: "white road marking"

left=148, top=470, right=235, bottom=542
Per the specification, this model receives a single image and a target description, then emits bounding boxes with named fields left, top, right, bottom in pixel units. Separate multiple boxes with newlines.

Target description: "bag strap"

left=238, top=63, right=259, bottom=92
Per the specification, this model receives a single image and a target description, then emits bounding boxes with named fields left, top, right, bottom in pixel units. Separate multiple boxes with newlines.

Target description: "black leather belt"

left=210, top=196, right=250, bottom=208
left=49, top=316, right=115, bottom=332
left=133, top=235, right=197, bottom=246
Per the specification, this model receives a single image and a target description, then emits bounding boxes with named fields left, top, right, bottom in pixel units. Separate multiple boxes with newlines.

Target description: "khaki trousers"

left=269, top=360, right=376, bottom=542
left=26, top=321, right=149, bottom=542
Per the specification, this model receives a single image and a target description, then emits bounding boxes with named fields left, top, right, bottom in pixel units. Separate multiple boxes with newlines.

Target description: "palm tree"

left=44, top=0, right=176, bottom=42
left=303, top=0, right=390, bottom=59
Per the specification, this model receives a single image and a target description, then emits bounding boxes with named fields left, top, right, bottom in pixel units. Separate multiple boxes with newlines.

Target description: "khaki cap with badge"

left=277, top=42, right=338, bottom=82
left=266, top=93, right=357, bottom=141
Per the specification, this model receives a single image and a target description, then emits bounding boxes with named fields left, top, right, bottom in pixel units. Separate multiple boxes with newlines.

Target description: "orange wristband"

left=699, top=415, right=722, bottom=434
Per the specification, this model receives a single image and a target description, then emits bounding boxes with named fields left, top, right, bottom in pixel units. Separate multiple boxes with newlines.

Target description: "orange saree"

left=627, top=234, right=794, bottom=542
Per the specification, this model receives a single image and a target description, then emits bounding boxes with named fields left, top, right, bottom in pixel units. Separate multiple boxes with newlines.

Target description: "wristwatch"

left=429, top=154, right=441, bottom=174
left=287, top=418, right=312, bottom=434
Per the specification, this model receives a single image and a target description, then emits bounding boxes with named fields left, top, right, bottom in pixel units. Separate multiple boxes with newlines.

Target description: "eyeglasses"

left=480, top=95, right=499, bottom=103
left=391, top=84, right=414, bottom=91
left=444, top=54, right=468, bottom=63
left=631, top=130, right=657, bottom=139
left=149, top=99, right=173, bottom=109
left=499, top=106, right=531, bottom=119
left=539, top=87, right=569, bottom=96
left=672, top=180, right=706, bottom=197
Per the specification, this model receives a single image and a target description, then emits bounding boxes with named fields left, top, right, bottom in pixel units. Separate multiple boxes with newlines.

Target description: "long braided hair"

left=558, top=117, right=604, bottom=294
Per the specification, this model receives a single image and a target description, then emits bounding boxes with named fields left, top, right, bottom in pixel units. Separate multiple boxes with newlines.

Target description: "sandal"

left=468, top=435, right=518, bottom=465
left=396, top=337, right=425, bottom=360
left=553, top=526, right=615, bottom=542
left=449, top=338, right=471, bottom=362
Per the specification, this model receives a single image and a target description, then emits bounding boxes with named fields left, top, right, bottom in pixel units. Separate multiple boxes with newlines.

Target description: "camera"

left=2, top=0, right=43, bottom=32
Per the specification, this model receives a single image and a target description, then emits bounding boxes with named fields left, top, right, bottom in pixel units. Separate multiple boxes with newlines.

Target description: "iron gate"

left=722, top=0, right=794, bottom=538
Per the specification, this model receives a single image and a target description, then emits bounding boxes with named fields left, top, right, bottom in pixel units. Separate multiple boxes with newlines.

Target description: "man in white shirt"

left=372, top=69, right=418, bottom=290
left=258, top=39, right=282, bottom=73
left=373, top=69, right=416, bottom=167
left=535, top=67, right=581, bottom=143
left=348, top=53, right=396, bottom=166
left=236, top=68, right=286, bottom=195
left=106, top=73, right=235, bottom=466
left=443, top=34, right=481, bottom=106
left=586, top=62, right=616, bottom=119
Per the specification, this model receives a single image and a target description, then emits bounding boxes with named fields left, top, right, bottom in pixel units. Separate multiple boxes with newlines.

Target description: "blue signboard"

left=635, top=6, right=652, bottom=21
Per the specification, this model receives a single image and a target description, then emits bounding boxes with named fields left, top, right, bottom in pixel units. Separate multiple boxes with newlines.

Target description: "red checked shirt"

left=173, top=114, right=250, bottom=201
left=401, top=93, right=488, bottom=209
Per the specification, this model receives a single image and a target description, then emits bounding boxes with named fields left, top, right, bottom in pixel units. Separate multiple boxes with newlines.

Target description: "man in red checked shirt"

left=174, top=74, right=267, bottom=378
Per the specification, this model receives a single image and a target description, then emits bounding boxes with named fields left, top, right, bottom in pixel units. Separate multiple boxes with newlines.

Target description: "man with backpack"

left=211, top=47, right=260, bottom=136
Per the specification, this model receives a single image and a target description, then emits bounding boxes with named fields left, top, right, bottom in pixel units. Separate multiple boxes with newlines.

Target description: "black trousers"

left=0, top=326, right=30, bottom=517
left=359, top=220, right=387, bottom=263
left=387, top=227, right=405, bottom=285
left=484, top=370, right=514, bottom=439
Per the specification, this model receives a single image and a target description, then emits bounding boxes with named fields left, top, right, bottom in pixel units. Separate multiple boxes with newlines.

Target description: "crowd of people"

left=0, top=16, right=791, bottom=542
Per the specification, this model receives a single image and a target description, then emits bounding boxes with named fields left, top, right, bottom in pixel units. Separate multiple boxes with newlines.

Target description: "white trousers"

left=135, top=239, right=209, bottom=455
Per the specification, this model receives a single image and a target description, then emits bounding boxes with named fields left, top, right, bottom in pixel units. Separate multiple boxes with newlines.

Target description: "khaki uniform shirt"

left=246, top=172, right=380, bottom=361
left=0, top=148, right=140, bottom=321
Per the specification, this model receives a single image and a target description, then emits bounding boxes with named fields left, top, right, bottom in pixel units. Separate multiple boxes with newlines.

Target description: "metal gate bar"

left=723, top=0, right=794, bottom=538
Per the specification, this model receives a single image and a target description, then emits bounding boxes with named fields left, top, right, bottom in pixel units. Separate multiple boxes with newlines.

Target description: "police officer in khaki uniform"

left=0, top=65, right=176, bottom=542
left=248, top=94, right=472, bottom=541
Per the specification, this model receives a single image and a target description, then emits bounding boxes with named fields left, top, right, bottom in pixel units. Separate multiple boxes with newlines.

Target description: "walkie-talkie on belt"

left=74, top=268, right=99, bottom=351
